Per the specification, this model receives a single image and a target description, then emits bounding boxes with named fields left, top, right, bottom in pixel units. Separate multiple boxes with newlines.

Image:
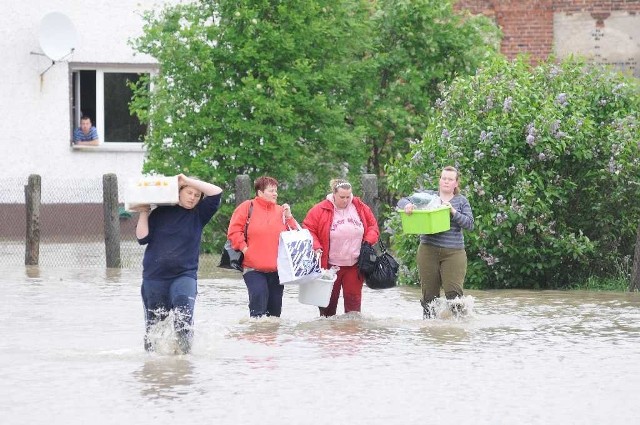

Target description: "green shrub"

left=388, top=56, right=640, bottom=289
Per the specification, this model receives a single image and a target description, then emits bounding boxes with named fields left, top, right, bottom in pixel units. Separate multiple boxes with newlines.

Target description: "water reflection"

left=25, top=265, right=41, bottom=279
left=105, top=267, right=123, bottom=282
left=134, top=357, right=195, bottom=401
left=228, top=318, right=282, bottom=346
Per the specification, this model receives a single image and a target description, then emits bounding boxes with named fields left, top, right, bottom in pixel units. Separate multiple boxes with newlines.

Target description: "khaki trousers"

left=417, top=243, right=467, bottom=302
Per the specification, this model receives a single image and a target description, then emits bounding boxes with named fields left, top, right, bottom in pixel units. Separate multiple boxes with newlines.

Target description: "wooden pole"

left=630, top=222, right=640, bottom=292
left=103, top=173, right=121, bottom=268
left=361, top=174, right=379, bottom=223
left=24, top=174, right=41, bottom=265
left=235, top=174, right=251, bottom=206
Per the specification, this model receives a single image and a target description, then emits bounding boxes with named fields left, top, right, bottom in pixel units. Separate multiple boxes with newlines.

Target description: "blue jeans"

left=243, top=271, right=283, bottom=317
left=141, top=276, right=197, bottom=352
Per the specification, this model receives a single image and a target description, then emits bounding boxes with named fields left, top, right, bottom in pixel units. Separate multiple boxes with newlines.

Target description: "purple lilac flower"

left=608, top=157, right=621, bottom=174
left=511, top=199, right=523, bottom=214
left=526, top=134, right=536, bottom=147
left=495, top=212, right=507, bottom=225
left=473, top=181, right=485, bottom=196
left=516, top=223, right=525, bottom=235
left=556, top=93, right=568, bottom=107
left=503, top=97, right=513, bottom=112
left=485, top=96, right=494, bottom=110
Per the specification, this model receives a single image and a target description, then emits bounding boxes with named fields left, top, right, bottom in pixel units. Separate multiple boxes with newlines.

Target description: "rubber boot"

left=176, top=330, right=192, bottom=355
left=144, top=333, right=153, bottom=352
left=445, top=291, right=464, bottom=316
left=421, top=298, right=436, bottom=319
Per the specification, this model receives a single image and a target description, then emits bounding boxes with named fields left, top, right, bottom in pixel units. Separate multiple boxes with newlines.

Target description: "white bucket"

left=298, top=275, right=336, bottom=307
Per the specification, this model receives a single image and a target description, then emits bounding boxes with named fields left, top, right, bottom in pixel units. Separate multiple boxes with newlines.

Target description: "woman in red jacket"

left=303, top=179, right=379, bottom=317
left=228, top=176, right=299, bottom=318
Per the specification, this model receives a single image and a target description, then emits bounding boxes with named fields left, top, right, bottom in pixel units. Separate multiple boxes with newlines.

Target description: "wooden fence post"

left=630, top=223, right=640, bottom=292
left=103, top=173, right=121, bottom=268
left=361, top=174, right=379, bottom=223
left=235, top=174, right=252, bottom=206
left=25, top=174, right=41, bottom=265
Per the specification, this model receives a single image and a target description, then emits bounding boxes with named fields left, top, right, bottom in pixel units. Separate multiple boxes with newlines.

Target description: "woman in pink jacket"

left=303, top=179, right=379, bottom=317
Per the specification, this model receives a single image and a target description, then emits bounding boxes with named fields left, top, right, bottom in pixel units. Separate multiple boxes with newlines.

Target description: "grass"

left=567, top=255, right=634, bottom=291
left=568, top=275, right=631, bottom=292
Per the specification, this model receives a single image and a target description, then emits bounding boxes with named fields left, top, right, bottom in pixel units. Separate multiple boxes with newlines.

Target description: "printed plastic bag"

left=277, top=228, right=322, bottom=284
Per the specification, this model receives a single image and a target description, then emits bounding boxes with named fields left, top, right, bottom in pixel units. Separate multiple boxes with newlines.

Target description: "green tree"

left=388, top=56, right=640, bottom=289
left=130, top=0, right=373, bottom=242
left=129, top=0, right=502, bottom=252
left=353, top=0, right=500, bottom=202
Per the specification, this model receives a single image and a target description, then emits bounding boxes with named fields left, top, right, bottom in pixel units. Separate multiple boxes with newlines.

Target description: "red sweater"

left=227, top=197, right=298, bottom=272
left=303, top=196, right=379, bottom=269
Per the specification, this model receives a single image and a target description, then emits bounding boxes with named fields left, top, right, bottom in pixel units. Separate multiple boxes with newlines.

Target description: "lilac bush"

left=388, top=56, right=640, bottom=288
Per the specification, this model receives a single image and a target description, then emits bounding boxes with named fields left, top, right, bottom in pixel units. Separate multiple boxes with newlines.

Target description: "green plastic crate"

left=400, top=206, right=451, bottom=234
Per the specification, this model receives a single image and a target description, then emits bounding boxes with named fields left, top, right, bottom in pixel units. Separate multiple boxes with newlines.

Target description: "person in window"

left=397, top=166, right=474, bottom=318
left=135, top=174, right=223, bottom=354
left=73, top=116, right=100, bottom=146
left=227, top=176, right=299, bottom=318
left=303, top=179, right=379, bottom=317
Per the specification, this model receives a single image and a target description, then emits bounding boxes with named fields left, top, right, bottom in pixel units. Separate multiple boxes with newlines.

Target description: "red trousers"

left=319, top=264, right=364, bottom=317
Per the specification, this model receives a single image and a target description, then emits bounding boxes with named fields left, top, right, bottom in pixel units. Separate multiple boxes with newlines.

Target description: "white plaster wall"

left=554, top=11, right=640, bottom=78
left=0, top=0, right=184, bottom=202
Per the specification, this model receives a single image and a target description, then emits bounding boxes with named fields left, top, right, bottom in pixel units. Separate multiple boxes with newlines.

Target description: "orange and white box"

left=124, top=175, right=179, bottom=211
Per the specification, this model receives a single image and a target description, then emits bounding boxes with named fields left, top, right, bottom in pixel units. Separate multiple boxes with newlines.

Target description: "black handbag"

left=219, top=239, right=244, bottom=271
left=219, top=202, right=253, bottom=271
left=365, top=240, right=399, bottom=290
left=357, top=241, right=378, bottom=277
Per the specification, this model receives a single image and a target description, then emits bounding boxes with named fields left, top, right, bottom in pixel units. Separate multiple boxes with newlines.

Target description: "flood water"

left=2, top=265, right=639, bottom=424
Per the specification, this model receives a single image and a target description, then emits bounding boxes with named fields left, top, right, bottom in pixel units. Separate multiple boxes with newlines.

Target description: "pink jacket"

left=303, top=196, right=379, bottom=269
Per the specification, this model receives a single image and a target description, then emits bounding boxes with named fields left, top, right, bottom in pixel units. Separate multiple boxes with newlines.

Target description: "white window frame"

left=70, top=63, right=157, bottom=152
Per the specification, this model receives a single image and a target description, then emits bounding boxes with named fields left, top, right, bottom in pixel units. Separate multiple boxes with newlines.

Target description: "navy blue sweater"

left=138, top=194, right=221, bottom=280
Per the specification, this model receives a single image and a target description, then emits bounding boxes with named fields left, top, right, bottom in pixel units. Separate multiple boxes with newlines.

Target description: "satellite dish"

left=38, top=12, right=78, bottom=61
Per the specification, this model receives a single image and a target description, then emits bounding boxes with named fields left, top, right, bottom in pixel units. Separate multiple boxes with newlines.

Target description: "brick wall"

left=457, top=0, right=640, bottom=61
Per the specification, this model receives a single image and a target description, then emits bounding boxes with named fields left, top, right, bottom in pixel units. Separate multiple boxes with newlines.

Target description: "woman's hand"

left=441, top=201, right=457, bottom=215
left=404, top=203, right=415, bottom=215
left=177, top=173, right=187, bottom=186
left=282, top=203, right=293, bottom=219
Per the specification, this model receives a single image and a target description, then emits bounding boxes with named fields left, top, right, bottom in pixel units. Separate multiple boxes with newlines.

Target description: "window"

left=71, top=65, right=154, bottom=145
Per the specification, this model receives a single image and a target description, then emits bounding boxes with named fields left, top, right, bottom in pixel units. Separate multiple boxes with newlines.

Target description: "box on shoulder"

left=124, top=175, right=179, bottom=212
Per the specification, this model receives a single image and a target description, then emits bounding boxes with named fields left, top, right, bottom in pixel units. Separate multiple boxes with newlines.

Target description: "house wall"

left=457, top=0, right=640, bottom=73
left=0, top=0, right=182, bottom=202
